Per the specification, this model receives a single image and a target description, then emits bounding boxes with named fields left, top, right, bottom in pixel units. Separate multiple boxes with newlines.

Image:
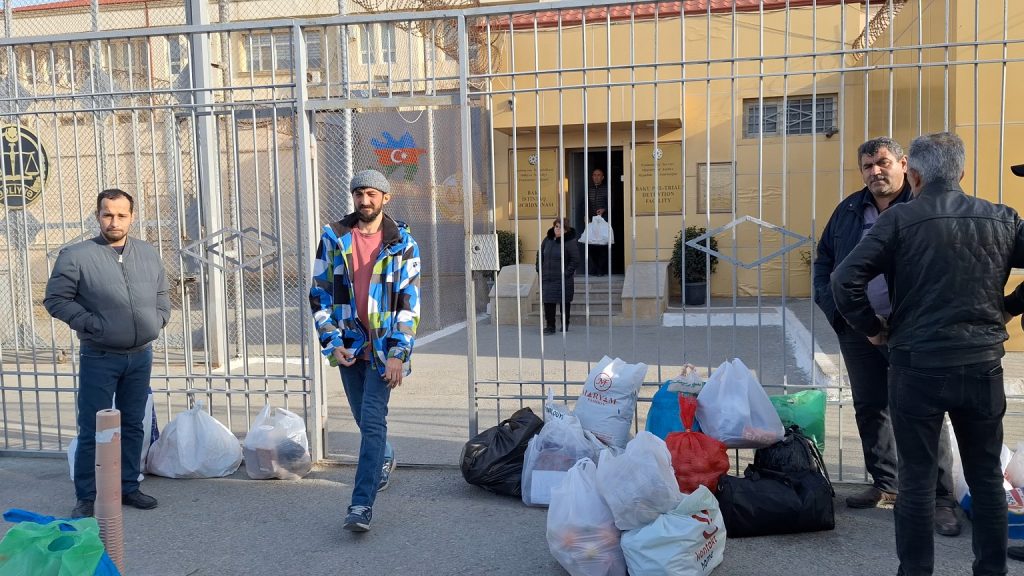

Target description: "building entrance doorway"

left=569, top=149, right=624, bottom=275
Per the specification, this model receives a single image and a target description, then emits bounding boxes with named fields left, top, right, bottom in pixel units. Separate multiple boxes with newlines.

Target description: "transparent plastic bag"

left=596, top=432, right=682, bottom=530
left=696, top=358, right=784, bottom=449
left=546, top=458, right=627, bottom=576
left=522, top=412, right=601, bottom=507
left=243, top=405, right=312, bottom=480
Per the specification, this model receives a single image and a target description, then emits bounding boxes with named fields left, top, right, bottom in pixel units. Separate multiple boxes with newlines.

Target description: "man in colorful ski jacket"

left=309, top=169, right=421, bottom=532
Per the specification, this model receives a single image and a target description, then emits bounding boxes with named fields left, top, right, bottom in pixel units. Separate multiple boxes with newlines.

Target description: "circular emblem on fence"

left=0, top=124, right=49, bottom=210
left=594, top=372, right=613, bottom=392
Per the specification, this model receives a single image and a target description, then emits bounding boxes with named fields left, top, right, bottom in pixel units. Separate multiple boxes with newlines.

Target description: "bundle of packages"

left=646, top=364, right=704, bottom=440
left=619, top=485, right=727, bottom=576
left=461, top=407, right=544, bottom=497
left=596, top=431, right=682, bottom=530
left=717, top=426, right=835, bottom=537
left=546, top=458, right=627, bottom=576
left=696, top=358, right=784, bottom=449
left=148, top=401, right=242, bottom=479
left=243, top=405, right=312, bottom=480
left=522, top=410, right=602, bottom=507
left=665, top=396, right=729, bottom=494
left=576, top=356, right=647, bottom=448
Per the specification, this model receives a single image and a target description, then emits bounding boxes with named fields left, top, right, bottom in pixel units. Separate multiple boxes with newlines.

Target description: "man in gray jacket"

left=45, top=188, right=170, bottom=518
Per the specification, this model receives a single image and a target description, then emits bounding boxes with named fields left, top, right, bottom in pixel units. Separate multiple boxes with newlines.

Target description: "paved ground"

left=1, top=456, right=1021, bottom=576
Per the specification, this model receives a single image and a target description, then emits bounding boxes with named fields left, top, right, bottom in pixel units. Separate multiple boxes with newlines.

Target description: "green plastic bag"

left=770, top=390, right=826, bottom=453
left=0, top=516, right=104, bottom=576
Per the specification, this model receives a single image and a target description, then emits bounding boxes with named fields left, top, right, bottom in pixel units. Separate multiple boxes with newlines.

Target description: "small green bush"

left=670, top=226, right=719, bottom=283
left=496, top=230, right=522, bottom=268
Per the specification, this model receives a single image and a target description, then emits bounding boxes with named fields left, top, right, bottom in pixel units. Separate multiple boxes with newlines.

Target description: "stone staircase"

left=527, top=274, right=624, bottom=325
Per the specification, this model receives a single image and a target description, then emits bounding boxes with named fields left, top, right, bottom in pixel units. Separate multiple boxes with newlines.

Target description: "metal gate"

left=0, top=22, right=321, bottom=458
left=3, top=0, right=1024, bottom=479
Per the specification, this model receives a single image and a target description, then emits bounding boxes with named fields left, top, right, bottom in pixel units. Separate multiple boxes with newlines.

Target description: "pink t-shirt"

left=351, top=228, right=383, bottom=358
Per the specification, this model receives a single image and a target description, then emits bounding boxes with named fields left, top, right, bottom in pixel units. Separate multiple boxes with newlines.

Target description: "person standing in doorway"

left=309, top=169, right=421, bottom=533
left=813, top=137, right=960, bottom=535
left=537, top=217, right=580, bottom=335
left=833, top=132, right=1020, bottom=576
left=586, top=167, right=610, bottom=276
left=44, top=188, right=169, bottom=519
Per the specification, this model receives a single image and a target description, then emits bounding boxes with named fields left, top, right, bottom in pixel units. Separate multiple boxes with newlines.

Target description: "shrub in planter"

left=497, top=230, right=523, bottom=269
left=670, top=226, right=719, bottom=284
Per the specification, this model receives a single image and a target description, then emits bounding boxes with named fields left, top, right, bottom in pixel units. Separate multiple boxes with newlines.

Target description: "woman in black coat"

left=537, top=217, right=581, bottom=334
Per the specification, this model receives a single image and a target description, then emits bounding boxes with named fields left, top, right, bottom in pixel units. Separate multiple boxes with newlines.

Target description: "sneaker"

left=934, top=506, right=962, bottom=537
left=378, top=452, right=396, bottom=493
left=71, top=499, right=94, bottom=518
left=122, top=490, right=158, bottom=510
left=845, top=486, right=897, bottom=509
left=344, top=505, right=372, bottom=532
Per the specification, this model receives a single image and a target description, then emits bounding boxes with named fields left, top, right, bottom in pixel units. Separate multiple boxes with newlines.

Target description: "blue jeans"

left=74, top=345, right=152, bottom=501
left=889, top=359, right=1008, bottom=576
left=339, top=360, right=393, bottom=508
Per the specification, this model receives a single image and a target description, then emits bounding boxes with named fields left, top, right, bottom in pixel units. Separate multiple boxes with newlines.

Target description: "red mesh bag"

left=665, top=395, right=730, bottom=494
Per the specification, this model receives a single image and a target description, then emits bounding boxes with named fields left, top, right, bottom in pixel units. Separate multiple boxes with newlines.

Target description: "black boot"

left=543, top=303, right=556, bottom=334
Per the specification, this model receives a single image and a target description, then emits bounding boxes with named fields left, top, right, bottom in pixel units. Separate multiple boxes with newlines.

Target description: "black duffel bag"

left=754, top=425, right=824, bottom=475
left=717, top=464, right=835, bottom=537
left=460, top=407, right=544, bottom=496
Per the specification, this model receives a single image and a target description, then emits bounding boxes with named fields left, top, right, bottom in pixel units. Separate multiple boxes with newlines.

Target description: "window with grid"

left=744, top=95, right=836, bottom=137
left=168, top=36, right=186, bottom=75
left=245, top=31, right=321, bottom=73
left=360, top=24, right=397, bottom=65
left=110, top=39, right=150, bottom=80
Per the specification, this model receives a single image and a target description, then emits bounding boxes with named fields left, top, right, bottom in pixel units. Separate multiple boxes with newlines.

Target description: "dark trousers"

left=587, top=245, right=608, bottom=276
left=837, top=332, right=956, bottom=505
left=889, top=359, right=1007, bottom=576
left=543, top=302, right=570, bottom=330
left=74, top=345, right=152, bottom=501
left=339, top=359, right=392, bottom=508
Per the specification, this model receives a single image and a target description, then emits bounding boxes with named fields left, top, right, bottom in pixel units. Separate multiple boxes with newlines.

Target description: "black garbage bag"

left=461, top=407, right=544, bottom=496
left=717, top=465, right=835, bottom=537
left=753, top=425, right=822, bottom=475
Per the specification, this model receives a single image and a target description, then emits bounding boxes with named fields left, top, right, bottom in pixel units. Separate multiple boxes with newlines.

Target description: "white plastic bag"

left=243, top=405, right=312, bottom=480
left=546, top=458, right=627, bottom=576
left=147, top=400, right=242, bottom=479
left=596, top=431, right=682, bottom=530
left=68, top=391, right=155, bottom=482
left=696, top=358, right=784, bottom=448
left=581, top=215, right=613, bottom=246
left=523, top=412, right=602, bottom=507
left=946, top=419, right=1012, bottom=504
left=575, top=356, right=647, bottom=448
left=620, top=485, right=727, bottom=576
left=1006, top=442, right=1024, bottom=489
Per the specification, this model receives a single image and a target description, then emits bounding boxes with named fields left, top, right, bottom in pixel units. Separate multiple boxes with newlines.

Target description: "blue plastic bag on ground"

left=1, top=509, right=120, bottom=576
left=646, top=366, right=704, bottom=440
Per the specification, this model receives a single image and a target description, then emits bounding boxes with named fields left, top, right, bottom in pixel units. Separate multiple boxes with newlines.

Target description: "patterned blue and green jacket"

left=309, top=213, right=421, bottom=376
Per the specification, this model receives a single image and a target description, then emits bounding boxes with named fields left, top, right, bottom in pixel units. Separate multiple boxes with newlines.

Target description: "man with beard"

left=44, top=188, right=170, bottom=518
left=814, top=137, right=960, bottom=536
left=309, top=169, right=421, bottom=532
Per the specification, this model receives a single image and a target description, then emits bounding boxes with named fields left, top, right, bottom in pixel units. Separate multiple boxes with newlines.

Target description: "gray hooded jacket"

left=44, top=236, right=170, bottom=352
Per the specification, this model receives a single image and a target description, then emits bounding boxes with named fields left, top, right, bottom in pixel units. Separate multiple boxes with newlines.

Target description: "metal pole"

left=337, top=0, right=354, bottom=216
left=186, top=0, right=226, bottom=368
left=459, top=15, right=478, bottom=437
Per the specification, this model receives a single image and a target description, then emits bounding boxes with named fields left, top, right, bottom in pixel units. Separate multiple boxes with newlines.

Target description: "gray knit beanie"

left=350, top=169, right=391, bottom=194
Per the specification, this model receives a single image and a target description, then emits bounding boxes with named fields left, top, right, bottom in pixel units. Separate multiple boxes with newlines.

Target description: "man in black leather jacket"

left=833, top=132, right=1023, bottom=576
left=813, top=137, right=959, bottom=534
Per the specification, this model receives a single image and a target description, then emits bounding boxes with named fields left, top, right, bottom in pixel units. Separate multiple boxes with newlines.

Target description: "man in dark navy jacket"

left=814, top=137, right=959, bottom=535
